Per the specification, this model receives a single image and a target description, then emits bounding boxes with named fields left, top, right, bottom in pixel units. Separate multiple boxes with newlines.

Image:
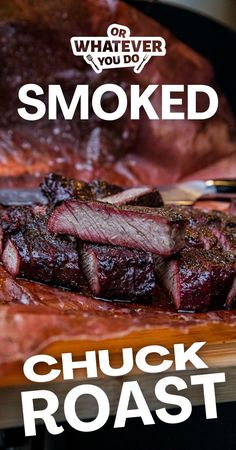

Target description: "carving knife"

left=159, top=179, right=236, bottom=205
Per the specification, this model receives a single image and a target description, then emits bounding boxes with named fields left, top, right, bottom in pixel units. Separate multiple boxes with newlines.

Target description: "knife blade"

left=0, top=188, right=48, bottom=206
left=0, top=179, right=236, bottom=207
left=159, top=179, right=236, bottom=205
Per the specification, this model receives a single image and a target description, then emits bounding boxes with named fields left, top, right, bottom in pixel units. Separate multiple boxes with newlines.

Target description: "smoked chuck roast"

left=2, top=174, right=236, bottom=312
left=0, top=175, right=164, bottom=301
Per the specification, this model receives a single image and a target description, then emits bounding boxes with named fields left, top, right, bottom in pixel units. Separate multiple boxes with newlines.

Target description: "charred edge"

left=40, top=173, right=123, bottom=206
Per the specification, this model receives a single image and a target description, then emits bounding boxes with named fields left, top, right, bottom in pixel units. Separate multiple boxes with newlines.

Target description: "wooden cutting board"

left=1, top=316, right=236, bottom=429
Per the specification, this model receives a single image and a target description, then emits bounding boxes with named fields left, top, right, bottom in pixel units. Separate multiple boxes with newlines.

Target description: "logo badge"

left=71, top=23, right=166, bottom=74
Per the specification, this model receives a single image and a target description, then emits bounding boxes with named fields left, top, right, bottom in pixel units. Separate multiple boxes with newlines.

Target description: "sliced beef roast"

left=198, top=250, right=235, bottom=308
left=48, top=201, right=186, bottom=256
left=2, top=176, right=236, bottom=311
left=155, top=246, right=236, bottom=312
left=80, top=243, right=155, bottom=302
left=155, top=249, right=212, bottom=312
left=210, top=214, right=236, bottom=253
left=1, top=206, right=86, bottom=291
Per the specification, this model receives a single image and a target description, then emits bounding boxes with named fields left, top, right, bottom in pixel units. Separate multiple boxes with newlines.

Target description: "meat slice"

left=165, top=205, right=223, bottom=229
left=198, top=250, right=235, bottom=308
left=225, top=277, right=236, bottom=309
left=40, top=173, right=123, bottom=206
left=172, top=207, right=236, bottom=254
left=80, top=243, right=155, bottom=302
left=210, top=214, right=236, bottom=253
left=185, top=226, right=218, bottom=250
left=101, top=187, right=163, bottom=207
left=165, top=209, right=236, bottom=309
left=155, top=246, right=236, bottom=312
left=154, top=205, right=220, bottom=249
left=1, top=206, right=85, bottom=291
left=216, top=230, right=236, bottom=253
left=167, top=206, right=233, bottom=252
left=155, top=249, right=211, bottom=312
left=48, top=201, right=186, bottom=256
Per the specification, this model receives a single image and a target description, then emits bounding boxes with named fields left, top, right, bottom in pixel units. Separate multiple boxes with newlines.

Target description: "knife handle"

left=206, top=179, right=236, bottom=194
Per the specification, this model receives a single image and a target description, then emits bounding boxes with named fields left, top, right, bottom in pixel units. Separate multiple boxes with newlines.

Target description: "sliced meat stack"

left=0, top=174, right=167, bottom=302
left=1, top=173, right=236, bottom=313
